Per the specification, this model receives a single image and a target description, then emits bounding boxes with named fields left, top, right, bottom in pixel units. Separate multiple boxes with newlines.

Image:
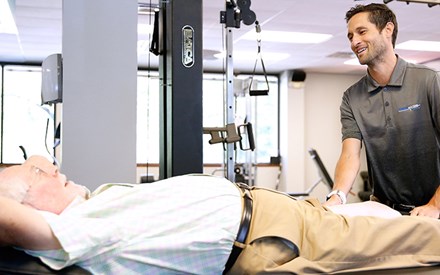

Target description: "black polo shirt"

left=340, top=57, right=440, bottom=206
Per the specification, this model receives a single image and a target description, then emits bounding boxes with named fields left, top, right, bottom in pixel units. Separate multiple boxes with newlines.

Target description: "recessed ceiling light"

left=241, top=30, right=332, bottom=44
left=396, top=40, right=440, bottom=52
left=0, top=0, right=18, bottom=34
left=344, top=58, right=365, bottom=66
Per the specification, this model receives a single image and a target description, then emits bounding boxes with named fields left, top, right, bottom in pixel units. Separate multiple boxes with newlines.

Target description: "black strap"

left=223, top=185, right=253, bottom=274
left=373, top=195, right=415, bottom=215
left=149, top=9, right=161, bottom=56
left=249, top=21, right=269, bottom=96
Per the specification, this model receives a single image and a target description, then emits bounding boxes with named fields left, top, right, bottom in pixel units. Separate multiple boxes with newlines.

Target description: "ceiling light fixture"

left=241, top=30, right=332, bottom=44
left=0, top=0, right=18, bottom=34
left=343, top=58, right=365, bottom=66
left=396, top=40, right=440, bottom=52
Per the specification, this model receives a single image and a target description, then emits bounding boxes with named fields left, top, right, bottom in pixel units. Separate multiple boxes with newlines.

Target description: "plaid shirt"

left=26, top=174, right=241, bottom=274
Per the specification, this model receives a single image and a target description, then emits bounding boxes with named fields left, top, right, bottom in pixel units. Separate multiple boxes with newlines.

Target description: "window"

left=2, top=65, right=55, bottom=163
left=202, top=74, right=226, bottom=163
left=0, top=65, right=278, bottom=165
left=137, top=71, right=160, bottom=163
left=136, top=72, right=279, bottom=165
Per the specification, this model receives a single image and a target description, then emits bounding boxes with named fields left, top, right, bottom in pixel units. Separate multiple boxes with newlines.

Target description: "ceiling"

left=1, top=0, right=439, bottom=75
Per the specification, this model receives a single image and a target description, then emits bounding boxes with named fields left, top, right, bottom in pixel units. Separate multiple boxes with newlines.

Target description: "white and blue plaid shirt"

left=26, top=174, right=242, bottom=275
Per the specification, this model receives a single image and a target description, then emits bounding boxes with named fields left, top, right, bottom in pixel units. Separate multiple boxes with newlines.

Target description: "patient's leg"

left=225, top=236, right=298, bottom=274
left=226, top=189, right=439, bottom=274
left=291, top=199, right=440, bottom=274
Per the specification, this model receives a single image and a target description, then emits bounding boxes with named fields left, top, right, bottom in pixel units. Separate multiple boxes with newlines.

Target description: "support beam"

left=62, top=0, right=137, bottom=190
left=158, top=0, right=203, bottom=179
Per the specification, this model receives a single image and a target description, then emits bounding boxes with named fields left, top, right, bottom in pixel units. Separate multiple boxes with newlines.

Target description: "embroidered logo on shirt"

left=398, top=103, right=421, bottom=112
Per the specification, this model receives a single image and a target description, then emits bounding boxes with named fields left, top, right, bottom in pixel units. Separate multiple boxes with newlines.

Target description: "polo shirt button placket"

left=382, top=87, right=393, bottom=127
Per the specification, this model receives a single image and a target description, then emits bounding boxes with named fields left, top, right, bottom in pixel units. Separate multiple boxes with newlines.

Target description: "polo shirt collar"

left=366, top=55, right=407, bottom=92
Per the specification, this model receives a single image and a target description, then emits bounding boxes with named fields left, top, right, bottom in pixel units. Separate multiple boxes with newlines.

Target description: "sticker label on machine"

left=182, top=25, right=194, bottom=68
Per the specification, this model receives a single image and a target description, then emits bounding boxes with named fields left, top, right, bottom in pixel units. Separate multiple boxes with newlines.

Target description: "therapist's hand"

left=323, top=195, right=342, bottom=207
left=410, top=204, right=440, bottom=219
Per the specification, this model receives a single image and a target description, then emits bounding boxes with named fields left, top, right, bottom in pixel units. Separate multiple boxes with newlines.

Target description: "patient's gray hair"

left=0, top=172, right=29, bottom=202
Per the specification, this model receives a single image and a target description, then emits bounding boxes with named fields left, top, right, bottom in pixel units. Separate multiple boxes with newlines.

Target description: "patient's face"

left=1, top=156, right=87, bottom=214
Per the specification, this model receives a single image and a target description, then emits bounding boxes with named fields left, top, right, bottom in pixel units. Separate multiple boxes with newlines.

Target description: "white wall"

left=278, top=71, right=368, bottom=203
left=279, top=70, right=306, bottom=193
left=303, top=72, right=367, bottom=202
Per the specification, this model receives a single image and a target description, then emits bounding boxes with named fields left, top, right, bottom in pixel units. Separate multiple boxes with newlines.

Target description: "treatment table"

left=0, top=246, right=438, bottom=274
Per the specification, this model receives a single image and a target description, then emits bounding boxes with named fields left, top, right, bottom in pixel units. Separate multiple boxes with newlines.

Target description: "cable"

left=19, top=145, right=27, bottom=160
left=144, top=0, right=153, bottom=182
left=43, top=117, right=60, bottom=168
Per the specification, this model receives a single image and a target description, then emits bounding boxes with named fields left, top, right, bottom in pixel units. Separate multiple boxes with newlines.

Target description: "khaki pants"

left=227, top=187, right=440, bottom=274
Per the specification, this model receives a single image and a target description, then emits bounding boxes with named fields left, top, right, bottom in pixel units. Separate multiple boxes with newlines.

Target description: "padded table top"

left=0, top=246, right=90, bottom=275
left=0, top=246, right=438, bottom=275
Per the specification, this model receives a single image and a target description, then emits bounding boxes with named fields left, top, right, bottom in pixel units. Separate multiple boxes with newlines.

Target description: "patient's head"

left=0, top=155, right=88, bottom=214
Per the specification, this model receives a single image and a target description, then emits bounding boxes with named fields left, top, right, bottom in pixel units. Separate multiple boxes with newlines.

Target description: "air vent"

left=327, top=52, right=355, bottom=58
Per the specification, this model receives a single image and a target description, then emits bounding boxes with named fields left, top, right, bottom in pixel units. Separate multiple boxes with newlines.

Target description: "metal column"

left=225, top=27, right=235, bottom=182
left=221, top=0, right=256, bottom=182
left=158, top=0, right=203, bottom=179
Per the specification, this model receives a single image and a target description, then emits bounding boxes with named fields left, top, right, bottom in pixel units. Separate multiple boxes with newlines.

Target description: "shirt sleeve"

left=340, top=91, right=362, bottom=141
left=429, top=72, right=440, bottom=134
left=25, top=210, right=123, bottom=270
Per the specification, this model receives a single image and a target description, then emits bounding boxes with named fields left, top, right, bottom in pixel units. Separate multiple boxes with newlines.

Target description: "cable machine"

left=152, top=0, right=204, bottom=180
left=203, top=0, right=259, bottom=182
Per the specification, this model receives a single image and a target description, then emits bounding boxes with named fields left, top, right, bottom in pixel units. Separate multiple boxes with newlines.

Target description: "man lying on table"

left=0, top=155, right=439, bottom=275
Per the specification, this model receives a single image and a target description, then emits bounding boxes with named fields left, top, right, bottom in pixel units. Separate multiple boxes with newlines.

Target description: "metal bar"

left=225, top=27, right=235, bottom=182
left=159, top=0, right=203, bottom=179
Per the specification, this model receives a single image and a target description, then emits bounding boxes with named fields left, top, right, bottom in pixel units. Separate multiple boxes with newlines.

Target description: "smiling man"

left=325, top=3, right=440, bottom=219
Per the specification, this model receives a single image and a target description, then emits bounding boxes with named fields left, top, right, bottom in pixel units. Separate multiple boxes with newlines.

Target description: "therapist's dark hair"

left=345, top=3, right=398, bottom=48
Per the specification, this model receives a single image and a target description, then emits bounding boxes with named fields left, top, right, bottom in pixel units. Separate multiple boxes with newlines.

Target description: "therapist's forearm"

left=326, top=139, right=361, bottom=205
left=427, top=186, right=440, bottom=211
left=410, top=185, right=440, bottom=218
left=428, top=186, right=440, bottom=215
left=333, top=154, right=360, bottom=195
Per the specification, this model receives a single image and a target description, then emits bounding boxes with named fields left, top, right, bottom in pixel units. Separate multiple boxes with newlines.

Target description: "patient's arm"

left=0, top=196, right=61, bottom=250
left=327, top=201, right=402, bottom=219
